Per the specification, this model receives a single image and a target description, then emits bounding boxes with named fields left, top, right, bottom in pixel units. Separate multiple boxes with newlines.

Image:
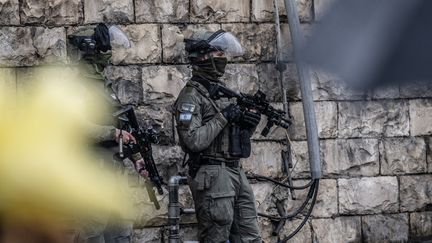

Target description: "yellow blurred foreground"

left=0, top=67, right=136, bottom=242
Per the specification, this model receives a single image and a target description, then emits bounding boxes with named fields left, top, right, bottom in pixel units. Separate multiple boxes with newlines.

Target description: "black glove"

left=222, top=104, right=242, bottom=123
left=241, top=110, right=261, bottom=129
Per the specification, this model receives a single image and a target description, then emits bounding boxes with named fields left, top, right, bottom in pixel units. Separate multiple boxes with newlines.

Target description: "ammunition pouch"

left=229, top=124, right=252, bottom=158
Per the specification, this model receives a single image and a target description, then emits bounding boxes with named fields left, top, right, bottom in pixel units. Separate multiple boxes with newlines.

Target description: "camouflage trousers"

left=189, top=163, right=262, bottom=243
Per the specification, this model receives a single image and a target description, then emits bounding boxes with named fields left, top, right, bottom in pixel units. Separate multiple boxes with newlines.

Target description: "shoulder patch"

left=180, top=103, right=196, bottom=112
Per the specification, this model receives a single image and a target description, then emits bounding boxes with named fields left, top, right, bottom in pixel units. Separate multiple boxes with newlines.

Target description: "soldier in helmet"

left=174, top=30, right=262, bottom=243
left=68, top=23, right=147, bottom=243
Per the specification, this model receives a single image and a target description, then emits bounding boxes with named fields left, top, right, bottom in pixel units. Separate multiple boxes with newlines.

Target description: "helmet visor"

left=108, top=25, right=131, bottom=49
left=209, top=32, right=244, bottom=57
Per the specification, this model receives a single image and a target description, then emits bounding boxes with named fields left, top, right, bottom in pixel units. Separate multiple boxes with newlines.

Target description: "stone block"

left=409, top=99, right=432, bottom=136
left=313, top=179, right=337, bottom=217
left=311, top=217, right=362, bottom=243
left=111, top=25, right=162, bottom=64
left=135, top=104, right=176, bottom=145
left=256, top=63, right=299, bottom=101
left=242, top=142, right=285, bottom=178
left=0, top=68, right=16, bottom=96
left=290, top=141, right=312, bottom=178
left=400, top=175, right=432, bottom=212
left=410, top=211, right=432, bottom=240
left=84, top=0, right=133, bottom=24
left=371, top=85, right=400, bottom=99
left=251, top=182, right=276, bottom=215
left=221, top=24, right=276, bottom=62
left=289, top=101, right=337, bottom=140
left=104, top=66, right=142, bottom=105
left=151, top=145, right=186, bottom=182
left=0, top=27, right=67, bottom=67
left=338, top=101, right=409, bottom=138
left=141, top=65, right=191, bottom=104
left=401, top=81, right=432, bottom=98
left=314, top=0, right=337, bottom=21
left=135, top=0, right=189, bottom=23
left=379, top=137, right=427, bottom=175
left=251, top=0, right=313, bottom=23
left=21, top=0, right=82, bottom=25
left=312, top=69, right=368, bottom=101
left=221, top=64, right=259, bottom=94
left=0, top=0, right=19, bottom=25
left=362, top=214, right=409, bottom=243
left=321, top=139, right=379, bottom=177
left=162, top=24, right=220, bottom=63
left=258, top=218, right=312, bottom=243
left=338, top=177, right=398, bottom=214
left=191, top=0, right=250, bottom=22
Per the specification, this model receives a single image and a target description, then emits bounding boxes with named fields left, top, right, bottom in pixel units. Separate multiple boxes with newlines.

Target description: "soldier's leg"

left=189, top=164, right=236, bottom=243
left=229, top=169, right=261, bottom=243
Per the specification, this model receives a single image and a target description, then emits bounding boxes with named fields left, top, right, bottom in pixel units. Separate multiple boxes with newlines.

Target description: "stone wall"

left=1, top=0, right=432, bottom=242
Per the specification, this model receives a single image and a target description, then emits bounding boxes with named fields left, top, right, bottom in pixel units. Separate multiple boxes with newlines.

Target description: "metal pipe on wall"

left=283, top=0, right=322, bottom=179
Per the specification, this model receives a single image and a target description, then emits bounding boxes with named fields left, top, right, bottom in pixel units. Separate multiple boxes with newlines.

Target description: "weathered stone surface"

left=152, top=145, right=186, bottom=182
left=162, top=24, right=220, bottom=63
left=362, top=214, right=409, bottom=243
left=0, top=0, right=19, bottom=25
left=222, top=24, right=275, bottom=62
left=135, top=104, right=176, bottom=145
left=252, top=182, right=276, bottom=215
left=191, top=0, right=250, bottom=22
left=132, top=226, right=198, bottom=242
left=21, top=0, right=82, bottom=25
left=410, top=211, right=432, bottom=240
left=400, top=175, right=432, bottom=212
left=221, top=64, right=259, bottom=94
left=136, top=0, right=189, bottom=23
left=379, top=138, right=427, bottom=175
left=84, top=0, right=133, bottom=24
left=314, top=0, right=337, bottom=21
left=104, top=66, right=142, bottom=105
left=289, top=101, right=338, bottom=140
left=251, top=0, right=313, bottom=23
left=312, top=70, right=367, bottom=101
left=141, top=65, right=190, bottom=104
left=409, top=99, right=432, bottom=136
left=321, top=139, right=379, bottom=177
left=311, top=217, right=362, bottom=243
left=258, top=218, right=312, bottom=243
left=242, top=142, right=284, bottom=178
left=313, top=179, right=337, bottom=217
left=371, top=85, right=400, bottom=99
left=256, top=63, right=300, bottom=101
left=111, top=25, right=161, bottom=64
left=0, top=27, right=67, bottom=67
left=339, top=101, right=409, bottom=138
left=339, top=177, right=399, bottom=214
left=401, top=81, right=432, bottom=98
left=290, top=141, right=312, bottom=178
left=0, top=68, right=16, bottom=96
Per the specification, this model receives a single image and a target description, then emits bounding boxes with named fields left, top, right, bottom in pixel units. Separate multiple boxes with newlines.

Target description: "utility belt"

left=200, top=158, right=240, bottom=168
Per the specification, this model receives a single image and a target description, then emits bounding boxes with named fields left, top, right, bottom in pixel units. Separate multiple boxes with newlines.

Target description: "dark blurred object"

left=302, top=0, right=432, bottom=88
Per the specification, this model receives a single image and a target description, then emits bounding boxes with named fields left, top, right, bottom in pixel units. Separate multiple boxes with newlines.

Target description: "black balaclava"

left=192, top=55, right=228, bottom=82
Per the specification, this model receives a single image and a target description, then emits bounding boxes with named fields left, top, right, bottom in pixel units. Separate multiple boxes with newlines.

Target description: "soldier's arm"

left=85, top=123, right=116, bottom=143
left=176, top=94, right=227, bottom=152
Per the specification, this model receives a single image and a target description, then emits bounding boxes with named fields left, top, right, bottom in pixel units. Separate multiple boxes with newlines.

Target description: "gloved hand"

left=133, top=158, right=149, bottom=177
left=241, top=109, right=261, bottom=129
left=222, top=104, right=242, bottom=123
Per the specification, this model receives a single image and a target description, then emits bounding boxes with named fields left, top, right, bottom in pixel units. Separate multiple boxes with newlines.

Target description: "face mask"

left=194, top=56, right=228, bottom=78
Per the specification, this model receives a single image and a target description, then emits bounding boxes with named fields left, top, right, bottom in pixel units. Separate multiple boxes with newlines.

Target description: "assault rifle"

left=113, top=106, right=164, bottom=210
left=208, top=84, right=292, bottom=136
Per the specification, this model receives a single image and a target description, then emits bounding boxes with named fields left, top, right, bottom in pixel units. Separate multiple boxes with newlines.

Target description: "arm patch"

left=179, top=113, right=193, bottom=121
left=180, top=103, right=196, bottom=112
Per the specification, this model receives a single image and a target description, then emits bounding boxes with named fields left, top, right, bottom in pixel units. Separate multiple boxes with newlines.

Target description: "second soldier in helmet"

left=174, top=30, right=263, bottom=242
